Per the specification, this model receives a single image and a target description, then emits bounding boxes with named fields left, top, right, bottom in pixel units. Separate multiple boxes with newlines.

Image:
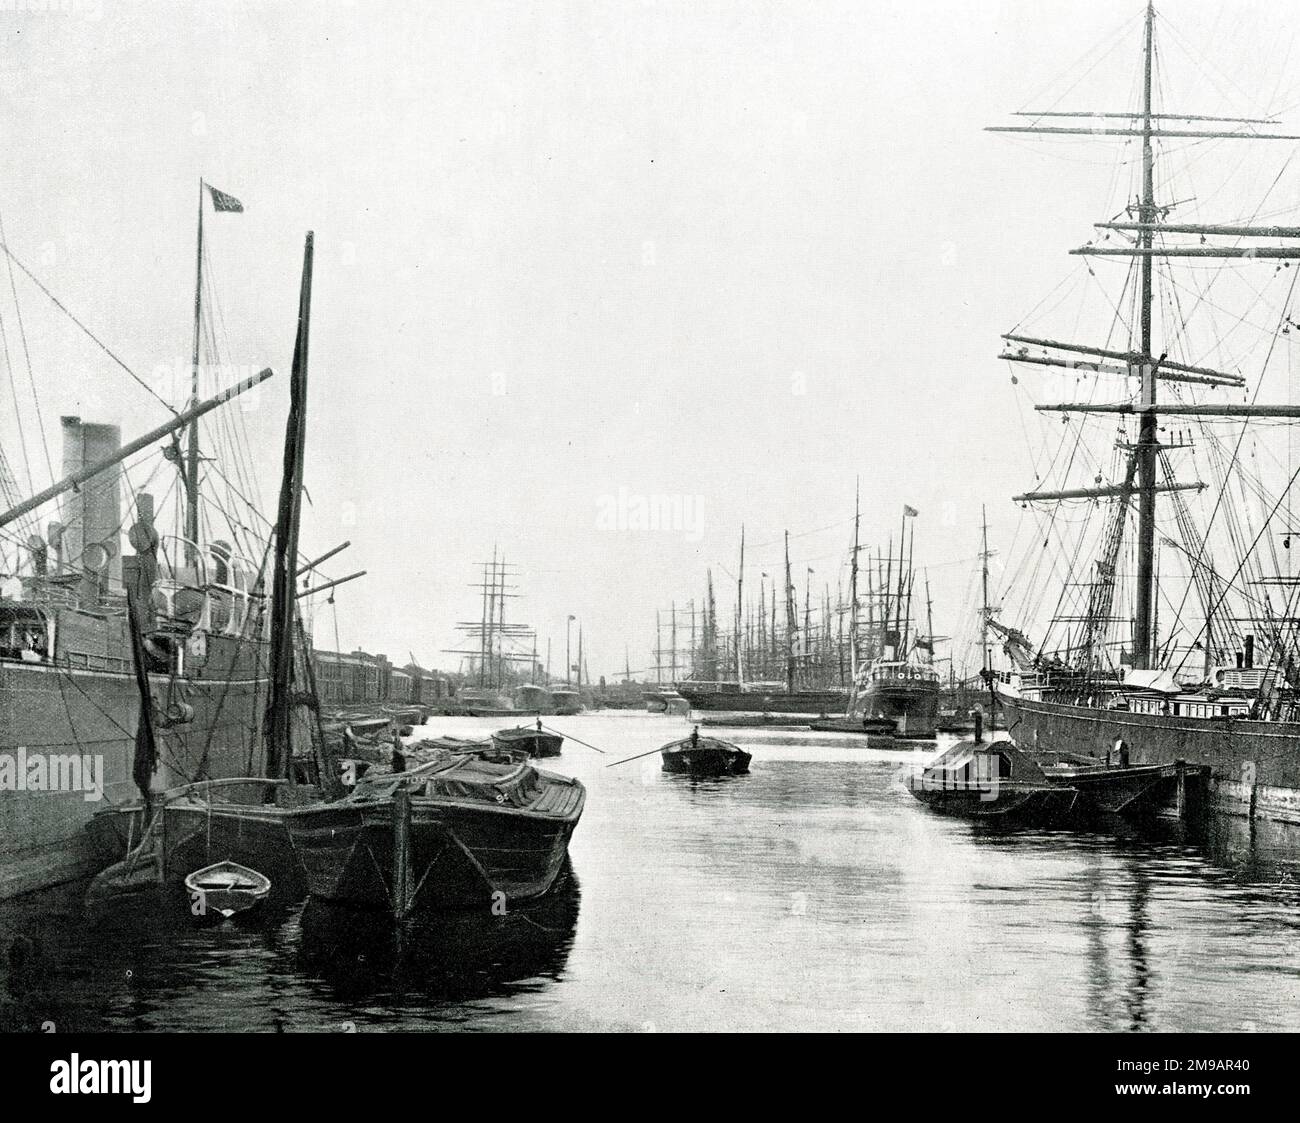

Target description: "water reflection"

left=951, top=811, right=1300, bottom=1032
left=296, top=864, right=581, bottom=1010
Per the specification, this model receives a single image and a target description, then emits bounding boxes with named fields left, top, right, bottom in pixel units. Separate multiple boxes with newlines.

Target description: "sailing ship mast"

left=736, top=525, right=745, bottom=688
left=265, top=231, right=314, bottom=780
left=184, top=180, right=245, bottom=561
left=924, top=574, right=934, bottom=665
left=784, top=530, right=797, bottom=693
left=655, top=610, right=662, bottom=684
left=185, top=179, right=204, bottom=558
left=991, top=1, right=1300, bottom=673
left=850, top=479, right=860, bottom=681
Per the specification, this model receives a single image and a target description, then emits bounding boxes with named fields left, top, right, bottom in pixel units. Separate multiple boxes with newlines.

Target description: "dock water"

left=4, top=711, right=1299, bottom=1032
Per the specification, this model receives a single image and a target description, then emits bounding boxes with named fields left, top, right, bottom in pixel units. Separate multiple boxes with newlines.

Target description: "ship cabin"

left=2, top=530, right=265, bottom=678
left=1116, top=665, right=1274, bottom=721
left=3, top=415, right=273, bottom=678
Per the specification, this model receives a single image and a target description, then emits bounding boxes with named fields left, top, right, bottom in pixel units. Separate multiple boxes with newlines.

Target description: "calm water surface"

left=3, top=711, right=1299, bottom=1032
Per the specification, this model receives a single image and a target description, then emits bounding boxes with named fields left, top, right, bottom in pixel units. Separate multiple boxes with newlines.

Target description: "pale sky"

left=3, top=0, right=1300, bottom=678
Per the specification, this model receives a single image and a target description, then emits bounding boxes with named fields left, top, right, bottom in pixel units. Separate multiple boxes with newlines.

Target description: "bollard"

left=973, top=710, right=984, bottom=744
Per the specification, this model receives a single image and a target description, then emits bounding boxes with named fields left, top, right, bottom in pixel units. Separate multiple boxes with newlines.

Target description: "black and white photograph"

left=0, top=0, right=1297, bottom=1091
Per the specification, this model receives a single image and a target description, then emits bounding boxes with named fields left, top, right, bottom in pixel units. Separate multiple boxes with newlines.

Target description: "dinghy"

left=184, top=860, right=272, bottom=921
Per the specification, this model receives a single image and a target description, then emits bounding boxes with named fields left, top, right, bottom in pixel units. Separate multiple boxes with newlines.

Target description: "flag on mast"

left=207, top=185, right=244, bottom=212
left=903, top=504, right=919, bottom=517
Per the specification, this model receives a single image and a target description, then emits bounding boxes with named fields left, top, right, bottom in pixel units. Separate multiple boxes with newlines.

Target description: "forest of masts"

left=650, top=517, right=959, bottom=690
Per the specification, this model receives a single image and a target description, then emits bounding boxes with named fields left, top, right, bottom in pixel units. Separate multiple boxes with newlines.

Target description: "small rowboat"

left=184, top=860, right=272, bottom=921
left=661, top=731, right=751, bottom=776
left=493, top=725, right=564, bottom=758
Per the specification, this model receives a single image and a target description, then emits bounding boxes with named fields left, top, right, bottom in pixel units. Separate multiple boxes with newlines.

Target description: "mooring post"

left=973, top=710, right=983, bottom=744
left=392, top=785, right=412, bottom=920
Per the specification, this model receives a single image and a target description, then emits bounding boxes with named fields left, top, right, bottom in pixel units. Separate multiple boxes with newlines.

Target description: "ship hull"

left=1, top=657, right=265, bottom=900
left=288, top=799, right=581, bottom=912
left=998, top=688, right=1300, bottom=824
left=908, top=779, right=1079, bottom=822
left=856, top=682, right=940, bottom=737
left=676, top=686, right=846, bottom=716
left=549, top=694, right=583, bottom=716
left=662, top=747, right=751, bottom=776
left=492, top=728, right=563, bottom=758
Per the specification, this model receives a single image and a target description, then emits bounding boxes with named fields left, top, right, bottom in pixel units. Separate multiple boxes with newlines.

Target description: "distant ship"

left=675, top=681, right=845, bottom=716
left=846, top=508, right=940, bottom=736
left=515, top=683, right=555, bottom=714
left=549, top=688, right=582, bottom=716
left=643, top=688, right=689, bottom=714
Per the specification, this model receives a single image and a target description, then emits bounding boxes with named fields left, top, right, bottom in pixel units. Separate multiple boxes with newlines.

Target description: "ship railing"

left=149, top=538, right=264, bottom=641
left=205, top=547, right=258, bottom=638
left=675, top=680, right=736, bottom=693
left=153, top=536, right=210, bottom=634
left=14, top=575, right=82, bottom=609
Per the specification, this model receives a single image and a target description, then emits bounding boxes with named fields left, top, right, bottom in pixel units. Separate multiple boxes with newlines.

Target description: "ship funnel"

left=60, top=417, right=123, bottom=589
left=1235, top=650, right=1244, bottom=669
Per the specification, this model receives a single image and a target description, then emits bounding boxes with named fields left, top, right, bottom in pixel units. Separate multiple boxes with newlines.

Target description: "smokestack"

left=61, top=417, right=123, bottom=589
left=1236, top=650, right=1244, bottom=669
left=1244, top=634, right=1255, bottom=670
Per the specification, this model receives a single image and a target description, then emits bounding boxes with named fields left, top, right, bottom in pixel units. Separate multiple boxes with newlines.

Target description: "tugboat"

left=550, top=688, right=583, bottom=716
left=660, top=726, right=751, bottom=777
left=515, top=683, right=555, bottom=715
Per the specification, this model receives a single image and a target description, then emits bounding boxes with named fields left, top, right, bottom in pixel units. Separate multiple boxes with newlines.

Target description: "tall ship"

left=0, top=183, right=327, bottom=899
left=443, top=551, right=544, bottom=714
left=989, top=4, right=1300, bottom=824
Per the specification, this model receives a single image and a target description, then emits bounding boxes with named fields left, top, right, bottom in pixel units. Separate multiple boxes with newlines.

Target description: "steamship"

left=846, top=509, right=939, bottom=736
left=0, top=184, right=309, bottom=898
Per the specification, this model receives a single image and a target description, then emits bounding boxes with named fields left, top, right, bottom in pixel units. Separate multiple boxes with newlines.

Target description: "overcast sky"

left=4, top=0, right=1300, bottom=678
